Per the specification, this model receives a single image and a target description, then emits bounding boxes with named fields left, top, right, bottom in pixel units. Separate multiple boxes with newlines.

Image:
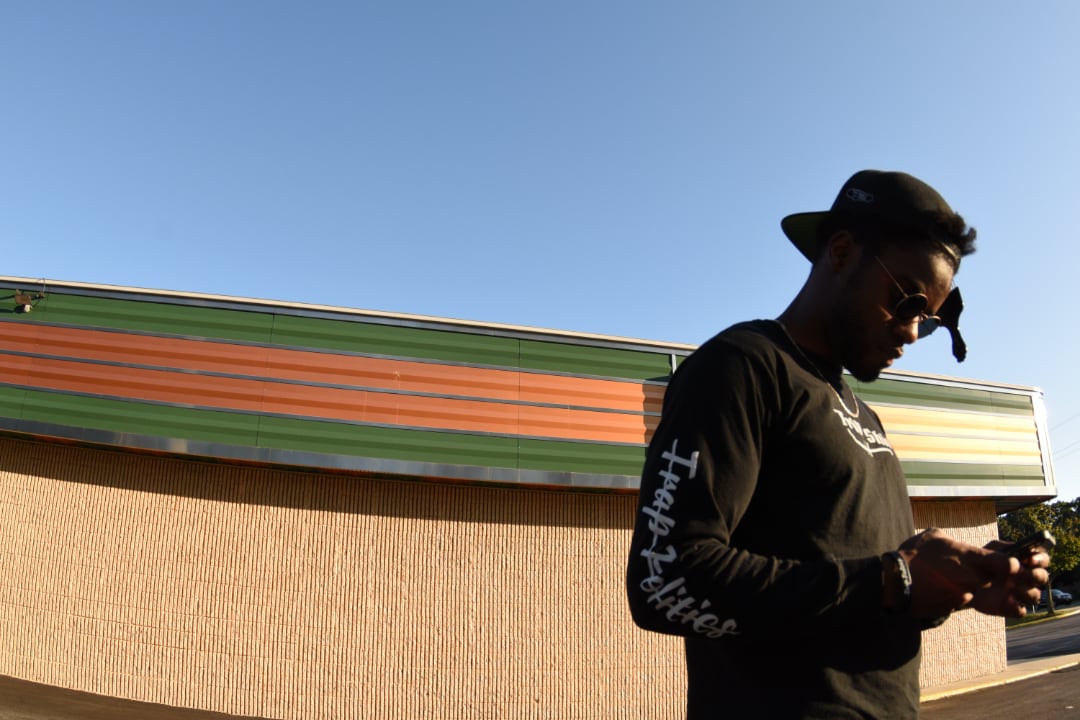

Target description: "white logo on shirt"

left=832, top=409, right=895, bottom=457
left=636, top=439, right=740, bottom=639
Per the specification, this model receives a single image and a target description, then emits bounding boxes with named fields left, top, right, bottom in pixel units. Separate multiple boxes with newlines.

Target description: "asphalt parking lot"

left=921, top=662, right=1080, bottom=719
left=0, top=675, right=259, bottom=720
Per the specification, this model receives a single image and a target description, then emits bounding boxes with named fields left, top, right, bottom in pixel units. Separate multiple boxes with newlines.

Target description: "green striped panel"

left=256, top=415, right=519, bottom=469
left=15, top=388, right=261, bottom=445
left=16, top=293, right=274, bottom=343
left=901, top=461, right=1046, bottom=486
left=0, top=386, right=27, bottom=419
left=518, top=438, right=646, bottom=476
left=0, top=386, right=1048, bottom=487
left=0, top=387, right=645, bottom=477
left=258, top=418, right=645, bottom=476
left=518, top=338, right=672, bottom=381
left=853, top=377, right=1033, bottom=416
left=0, top=291, right=674, bottom=381
left=268, top=313, right=520, bottom=367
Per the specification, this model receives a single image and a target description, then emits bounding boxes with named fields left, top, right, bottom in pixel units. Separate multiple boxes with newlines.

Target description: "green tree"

left=998, top=498, right=1080, bottom=615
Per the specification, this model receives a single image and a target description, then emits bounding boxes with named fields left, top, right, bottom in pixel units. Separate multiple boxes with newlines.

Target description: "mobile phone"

left=1007, top=530, right=1056, bottom=557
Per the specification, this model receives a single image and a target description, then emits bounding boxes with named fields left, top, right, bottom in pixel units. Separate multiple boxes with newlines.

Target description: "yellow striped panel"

left=873, top=405, right=1043, bottom=465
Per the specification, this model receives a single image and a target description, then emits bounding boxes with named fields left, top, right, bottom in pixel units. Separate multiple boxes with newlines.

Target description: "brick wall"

left=0, top=436, right=684, bottom=719
left=0, top=436, right=1007, bottom=717
left=914, top=501, right=1007, bottom=688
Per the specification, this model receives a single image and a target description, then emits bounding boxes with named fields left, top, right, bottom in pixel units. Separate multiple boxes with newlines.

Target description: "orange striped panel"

left=0, top=354, right=656, bottom=444
left=0, top=324, right=662, bottom=415
left=14, top=323, right=1043, bottom=461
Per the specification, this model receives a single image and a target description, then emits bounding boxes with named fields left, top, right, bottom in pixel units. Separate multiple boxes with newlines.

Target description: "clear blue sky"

left=4, top=2, right=1079, bottom=501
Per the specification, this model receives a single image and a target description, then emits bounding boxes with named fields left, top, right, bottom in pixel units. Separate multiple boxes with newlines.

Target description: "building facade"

left=0, top=278, right=1056, bottom=718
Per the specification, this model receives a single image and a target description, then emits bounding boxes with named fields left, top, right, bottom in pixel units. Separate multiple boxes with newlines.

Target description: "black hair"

left=815, top=211, right=977, bottom=272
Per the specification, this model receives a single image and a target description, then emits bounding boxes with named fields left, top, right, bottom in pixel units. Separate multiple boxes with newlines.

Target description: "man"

left=625, top=170, right=1049, bottom=719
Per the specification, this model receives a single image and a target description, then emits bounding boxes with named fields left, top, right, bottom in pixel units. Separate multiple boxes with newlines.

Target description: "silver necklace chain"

left=772, top=320, right=860, bottom=419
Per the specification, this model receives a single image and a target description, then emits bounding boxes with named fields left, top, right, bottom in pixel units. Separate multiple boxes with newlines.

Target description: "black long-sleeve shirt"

left=626, top=320, right=923, bottom=719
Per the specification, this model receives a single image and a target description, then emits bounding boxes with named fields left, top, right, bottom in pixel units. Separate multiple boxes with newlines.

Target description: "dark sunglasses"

left=872, top=254, right=968, bottom=362
left=873, top=255, right=940, bottom=325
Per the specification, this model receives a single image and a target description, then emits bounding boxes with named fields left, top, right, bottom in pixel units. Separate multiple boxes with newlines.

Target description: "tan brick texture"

left=0, top=437, right=684, bottom=719
left=0, top=437, right=1006, bottom=717
left=913, top=500, right=1007, bottom=689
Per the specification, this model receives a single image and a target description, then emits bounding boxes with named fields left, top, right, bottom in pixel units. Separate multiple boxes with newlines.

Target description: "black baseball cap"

left=781, top=170, right=958, bottom=262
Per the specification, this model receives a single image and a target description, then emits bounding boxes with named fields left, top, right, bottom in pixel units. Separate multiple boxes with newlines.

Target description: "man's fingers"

left=1026, top=551, right=1051, bottom=569
left=972, top=546, right=1018, bottom=579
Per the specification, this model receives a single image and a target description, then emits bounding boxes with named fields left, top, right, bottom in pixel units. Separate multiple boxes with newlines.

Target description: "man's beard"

left=825, top=300, right=885, bottom=384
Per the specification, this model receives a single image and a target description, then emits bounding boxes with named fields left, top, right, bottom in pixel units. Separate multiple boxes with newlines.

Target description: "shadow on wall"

left=0, top=434, right=637, bottom=530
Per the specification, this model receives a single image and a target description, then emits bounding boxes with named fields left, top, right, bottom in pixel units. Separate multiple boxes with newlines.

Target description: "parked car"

left=1038, top=588, right=1073, bottom=607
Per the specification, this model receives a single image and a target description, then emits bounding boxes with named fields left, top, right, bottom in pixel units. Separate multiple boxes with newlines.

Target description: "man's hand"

left=970, top=539, right=1050, bottom=617
left=887, top=528, right=1046, bottom=619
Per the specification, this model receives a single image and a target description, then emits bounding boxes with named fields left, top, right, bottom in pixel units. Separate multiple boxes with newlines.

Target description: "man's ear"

left=823, top=230, right=858, bottom=272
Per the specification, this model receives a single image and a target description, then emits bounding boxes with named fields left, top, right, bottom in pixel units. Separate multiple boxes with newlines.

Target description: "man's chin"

left=846, top=364, right=884, bottom=383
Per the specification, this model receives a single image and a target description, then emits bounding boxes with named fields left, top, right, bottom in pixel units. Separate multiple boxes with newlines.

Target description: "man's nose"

left=892, top=318, right=921, bottom=345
